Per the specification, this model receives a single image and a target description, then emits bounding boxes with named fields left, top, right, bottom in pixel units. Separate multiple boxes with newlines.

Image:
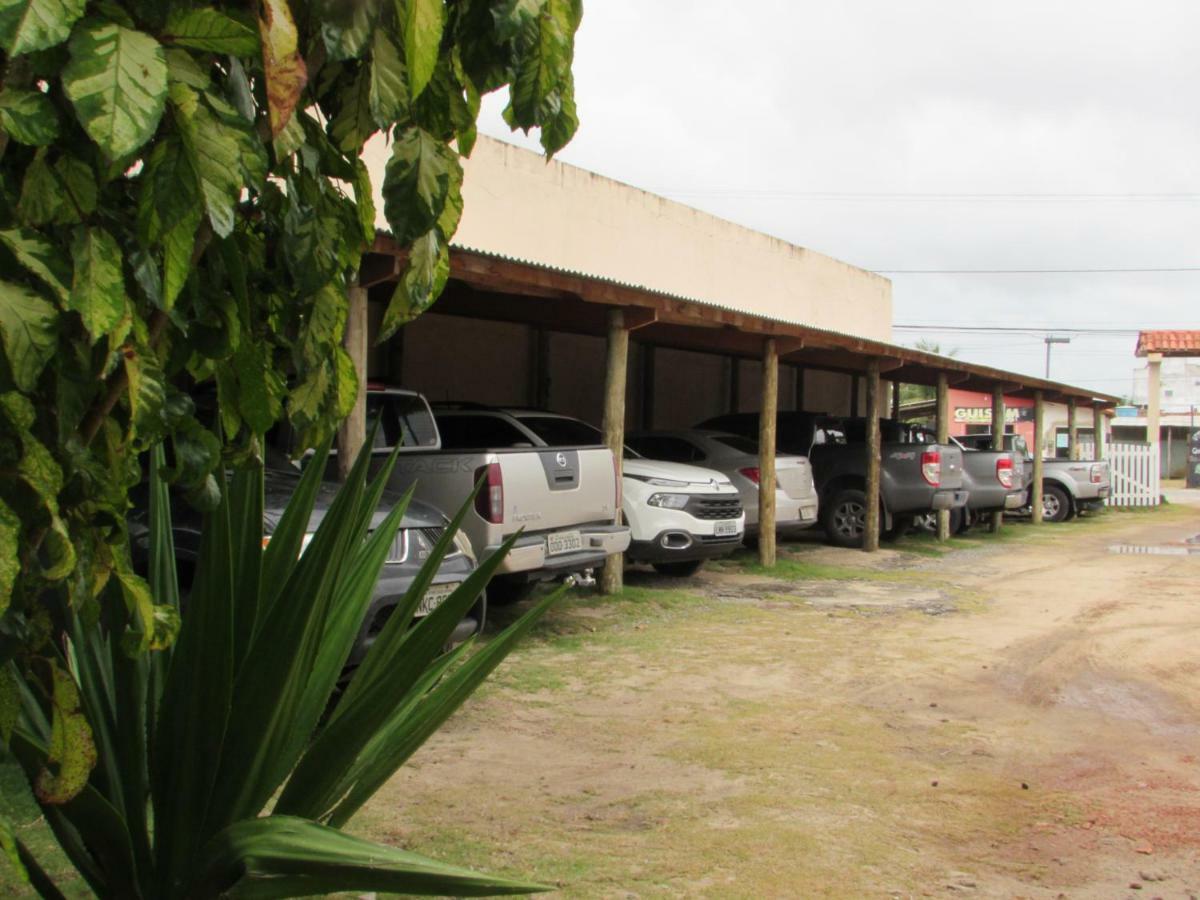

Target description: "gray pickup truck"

left=907, top=428, right=1027, bottom=530
left=958, top=433, right=1111, bottom=522
left=365, top=389, right=630, bottom=598
left=698, top=413, right=967, bottom=548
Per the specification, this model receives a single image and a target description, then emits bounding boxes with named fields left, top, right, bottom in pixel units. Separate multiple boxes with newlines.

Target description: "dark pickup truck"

left=131, top=463, right=484, bottom=667
left=698, top=412, right=967, bottom=547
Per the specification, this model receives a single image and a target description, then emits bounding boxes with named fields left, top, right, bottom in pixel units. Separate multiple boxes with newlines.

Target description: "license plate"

left=714, top=520, right=739, bottom=537
left=417, top=581, right=459, bottom=617
left=546, top=530, right=583, bottom=556
left=801, top=506, right=817, bottom=520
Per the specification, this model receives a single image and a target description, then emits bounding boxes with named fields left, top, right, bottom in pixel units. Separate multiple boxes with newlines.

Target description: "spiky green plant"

left=2, top=437, right=560, bottom=897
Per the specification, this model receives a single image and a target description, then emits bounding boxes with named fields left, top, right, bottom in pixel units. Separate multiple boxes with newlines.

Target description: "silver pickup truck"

left=909, top=428, right=1027, bottom=530
left=958, top=433, right=1111, bottom=523
left=364, top=389, right=630, bottom=597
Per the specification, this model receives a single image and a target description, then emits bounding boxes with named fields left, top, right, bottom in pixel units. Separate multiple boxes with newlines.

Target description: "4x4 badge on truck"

left=556, top=452, right=567, bottom=467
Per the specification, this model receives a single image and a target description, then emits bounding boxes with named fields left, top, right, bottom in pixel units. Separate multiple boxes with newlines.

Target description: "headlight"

left=647, top=493, right=690, bottom=509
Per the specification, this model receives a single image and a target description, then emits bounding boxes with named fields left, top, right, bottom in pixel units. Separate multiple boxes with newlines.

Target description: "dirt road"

left=360, top=507, right=1200, bottom=898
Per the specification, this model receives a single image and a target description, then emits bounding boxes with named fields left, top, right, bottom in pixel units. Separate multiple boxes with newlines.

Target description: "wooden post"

left=530, top=327, right=550, bottom=409
left=640, top=344, right=656, bottom=429
left=337, top=284, right=368, bottom=481
left=758, top=338, right=779, bottom=567
left=863, top=358, right=882, bottom=552
left=600, top=309, right=629, bottom=595
left=891, top=379, right=901, bottom=420
left=1092, top=405, right=1105, bottom=460
left=1067, top=398, right=1078, bottom=461
left=935, top=373, right=950, bottom=541
left=1031, top=390, right=1045, bottom=524
left=728, top=356, right=740, bottom=413
left=795, top=366, right=806, bottom=412
left=850, top=374, right=861, bottom=417
left=1146, top=353, right=1162, bottom=460
left=990, top=386, right=1005, bottom=532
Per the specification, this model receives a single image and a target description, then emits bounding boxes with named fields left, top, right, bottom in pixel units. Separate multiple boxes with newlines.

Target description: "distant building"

left=1126, top=331, right=1200, bottom=479
left=1130, top=358, right=1200, bottom=413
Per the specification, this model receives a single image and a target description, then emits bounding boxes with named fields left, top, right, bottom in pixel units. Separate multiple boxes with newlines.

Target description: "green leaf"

left=368, top=26, right=408, bottom=128
left=328, top=67, right=373, bottom=153
left=492, top=0, right=545, bottom=42
left=0, top=88, right=59, bottom=145
left=16, top=152, right=97, bottom=226
left=0, top=0, right=85, bottom=56
left=381, top=125, right=461, bottom=244
left=164, top=8, right=259, bottom=55
left=320, top=0, right=377, bottom=61
left=0, top=813, right=28, bottom=887
left=378, top=228, right=448, bottom=340
left=0, top=279, right=57, bottom=391
left=195, top=816, right=550, bottom=898
left=405, top=0, right=445, bottom=99
left=0, top=228, right=70, bottom=301
left=68, top=227, right=127, bottom=342
left=124, top=343, right=166, bottom=439
left=62, top=20, right=168, bottom=159
left=170, top=83, right=245, bottom=238
left=0, top=499, right=18, bottom=617
left=137, top=136, right=204, bottom=307
left=351, top=158, right=376, bottom=243
left=34, top=662, right=97, bottom=805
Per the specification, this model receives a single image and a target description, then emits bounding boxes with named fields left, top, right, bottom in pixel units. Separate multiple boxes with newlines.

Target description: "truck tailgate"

left=498, top=446, right=618, bottom=533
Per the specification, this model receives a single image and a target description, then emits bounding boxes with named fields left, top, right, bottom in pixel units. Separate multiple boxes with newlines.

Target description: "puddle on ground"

left=1109, top=533, right=1200, bottom=556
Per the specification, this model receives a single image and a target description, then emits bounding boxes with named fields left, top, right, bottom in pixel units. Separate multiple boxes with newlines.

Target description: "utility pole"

left=1044, top=335, right=1071, bottom=379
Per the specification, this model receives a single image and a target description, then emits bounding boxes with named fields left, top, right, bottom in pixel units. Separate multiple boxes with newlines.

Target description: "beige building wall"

left=363, top=135, right=892, bottom=342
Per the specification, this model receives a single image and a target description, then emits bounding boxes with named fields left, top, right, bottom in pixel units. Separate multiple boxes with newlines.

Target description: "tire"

left=652, top=560, right=704, bottom=577
left=950, top=507, right=970, bottom=535
left=1042, top=483, right=1071, bottom=523
left=822, top=488, right=867, bottom=548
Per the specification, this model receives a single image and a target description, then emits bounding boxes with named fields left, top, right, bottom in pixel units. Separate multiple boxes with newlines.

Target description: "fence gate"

left=1104, top=441, right=1161, bottom=507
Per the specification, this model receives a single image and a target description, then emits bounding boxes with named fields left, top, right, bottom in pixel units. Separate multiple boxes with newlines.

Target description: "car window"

left=712, top=434, right=759, bottom=454
left=635, top=436, right=704, bottom=463
left=434, top=413, right=530, bottom=449
left=514, top=415, right=604, bottom=447
left=366, top=393, right=439, bottom=449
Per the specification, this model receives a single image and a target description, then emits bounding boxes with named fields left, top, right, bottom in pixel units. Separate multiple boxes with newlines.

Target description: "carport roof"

left=364, top=236, right=1121, bottom=409
left=1135, top=330, right=1200, bottom=357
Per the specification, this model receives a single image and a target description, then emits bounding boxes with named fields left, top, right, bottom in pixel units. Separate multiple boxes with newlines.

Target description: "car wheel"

left=652, top=560, right=704, bottom=577
left=1042, top=484, right=1070, bottom=523
left=823, top=488, right=867, bottom=548
left=950, top=507, right=970, bottom=534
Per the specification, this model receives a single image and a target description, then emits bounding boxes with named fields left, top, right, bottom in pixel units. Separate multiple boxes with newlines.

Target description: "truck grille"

left=685, top=495, right=744, bottom=520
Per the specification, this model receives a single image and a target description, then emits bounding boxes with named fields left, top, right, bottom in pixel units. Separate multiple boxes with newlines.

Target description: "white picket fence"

left=1077, top=440, right=1160, bottom=507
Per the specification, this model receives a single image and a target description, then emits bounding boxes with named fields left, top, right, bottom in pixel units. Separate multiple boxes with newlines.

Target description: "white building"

left=1131, top=358, right=1200, bottom=413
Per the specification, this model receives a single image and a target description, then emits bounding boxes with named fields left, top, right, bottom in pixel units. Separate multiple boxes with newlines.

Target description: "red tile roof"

left=1135, top=330, right=1200, bottom=357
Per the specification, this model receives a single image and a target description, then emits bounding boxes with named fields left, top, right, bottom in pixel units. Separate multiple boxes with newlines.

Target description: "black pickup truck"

left=697, top=412, right=967, bottom=547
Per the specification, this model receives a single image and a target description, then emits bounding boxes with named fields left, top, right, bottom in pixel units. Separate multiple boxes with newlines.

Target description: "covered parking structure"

left=339, top=237, right=1119, bottom=592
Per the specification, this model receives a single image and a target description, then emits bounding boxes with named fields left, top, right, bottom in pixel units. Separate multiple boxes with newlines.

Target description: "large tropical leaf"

left=68, top=227, right=127, bottom=343
left=0, top=0, right=84, bottom=56
left=0, top=279, right=58, bottom=392
left=194, top=816, right=549, bottom=898
left=0, top=227, right=69, bottom=303
left=381, top=125, right=461, bottom=244
left=62, top=20, right=168, bottom=160
left=404, top=0, right=445, bottom=99
left=163, top=8, right=259, bottom=55
left=0, top=88, right=60, bottom=145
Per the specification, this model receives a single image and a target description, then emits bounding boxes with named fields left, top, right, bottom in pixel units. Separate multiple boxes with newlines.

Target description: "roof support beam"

left=758, top=337, right=779, bottom=567
left=863, top=358, right=882, bottom=553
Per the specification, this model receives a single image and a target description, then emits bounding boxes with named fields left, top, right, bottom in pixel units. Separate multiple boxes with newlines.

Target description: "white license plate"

left=801, top=506, right=817, bottom=520
left=714, top=520, right=739, bottom=537
left=417, top=581, right=459, bottom=617
left=546, top=530, right=583, bottom=556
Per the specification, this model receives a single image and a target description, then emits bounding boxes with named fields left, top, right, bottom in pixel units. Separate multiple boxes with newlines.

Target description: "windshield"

left=712, top=434, right=759, bottom=454
left=515, top=415, right=604, bottom=447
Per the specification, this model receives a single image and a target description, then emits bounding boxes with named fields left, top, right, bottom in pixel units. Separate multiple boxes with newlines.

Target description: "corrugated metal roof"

left=367, top=234, right=1122, bottom=406
left=1136, top=330, right=1200, bottom=357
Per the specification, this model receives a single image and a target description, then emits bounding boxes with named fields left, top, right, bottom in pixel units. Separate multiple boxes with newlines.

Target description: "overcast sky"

left=474, top=0, right=1200, bottom=400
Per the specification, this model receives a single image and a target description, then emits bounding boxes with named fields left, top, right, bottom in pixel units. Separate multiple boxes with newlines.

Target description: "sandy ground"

left=358, top=505, right=1200, bottom=899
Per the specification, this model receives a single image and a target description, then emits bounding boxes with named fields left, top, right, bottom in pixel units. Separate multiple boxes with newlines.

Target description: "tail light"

left=996, top=456, right=1014, bottom=489
left=920, top=450, right=941, bottom=487
left=473, top=463, right=503, bottom=523
left=739, top=466, right=761, bottom=485
left=1090, top=464, right=1103, bottom=484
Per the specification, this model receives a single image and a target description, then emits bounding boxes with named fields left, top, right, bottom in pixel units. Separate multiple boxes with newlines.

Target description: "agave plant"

left=2, top=437, right=559, bottom=897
